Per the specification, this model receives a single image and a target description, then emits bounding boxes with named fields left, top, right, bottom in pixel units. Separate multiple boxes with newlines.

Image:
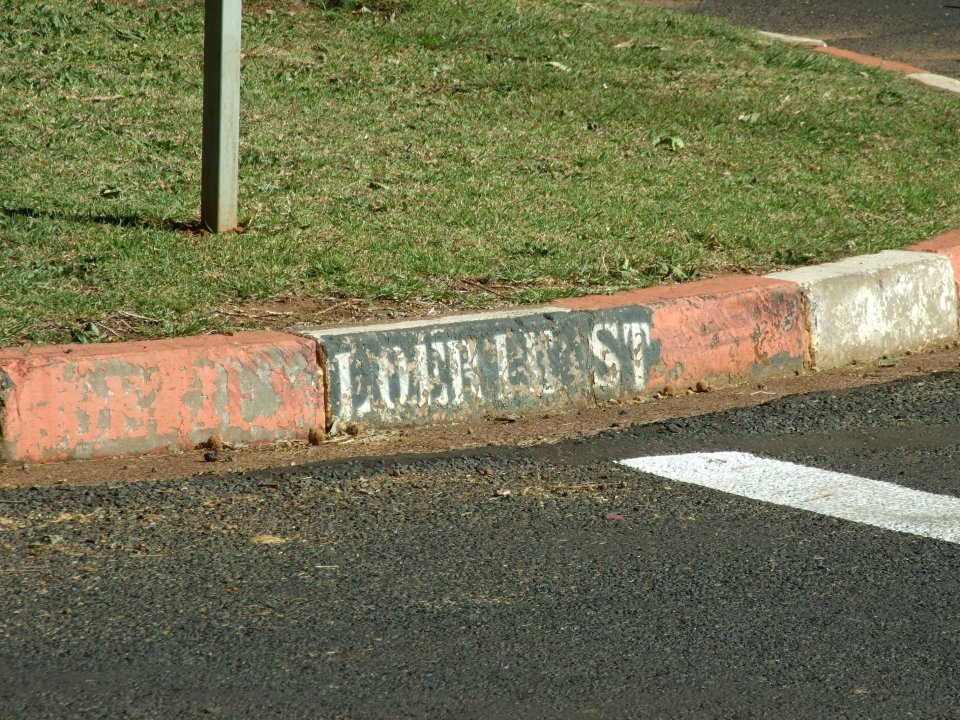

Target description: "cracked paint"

left=0, top=332, right=324, bottom=463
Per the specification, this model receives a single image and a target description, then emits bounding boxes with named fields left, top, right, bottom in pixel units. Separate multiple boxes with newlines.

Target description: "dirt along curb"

left=2, top=33, right=960, bottom=466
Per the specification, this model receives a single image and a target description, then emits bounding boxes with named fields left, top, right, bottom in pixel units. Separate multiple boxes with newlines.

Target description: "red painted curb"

left=908, top=229, right=960, bottom=270
left=908, top=228, right=960, bottom=297
left=5, top=227, right=960, bottom=465
left=556, top=276, right=810, bottom=390
left=0, top=332, right=324, bottom=464
left=811, top=46, right=925, bottom=75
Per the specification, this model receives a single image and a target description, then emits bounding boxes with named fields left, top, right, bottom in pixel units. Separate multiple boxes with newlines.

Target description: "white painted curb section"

left=620, top=452, right=960, bottom=544
left=768, top=250, right=958, bottom=369
left=907, top=73, right=960, bottom=95
left=756, top=30, right=826, bottom=47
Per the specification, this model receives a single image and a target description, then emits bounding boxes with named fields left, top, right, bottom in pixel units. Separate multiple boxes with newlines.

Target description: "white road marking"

left=619, top=452, right=960, bottom=544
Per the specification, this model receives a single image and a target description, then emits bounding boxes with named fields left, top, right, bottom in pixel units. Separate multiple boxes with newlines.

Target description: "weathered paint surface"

left=811, top=46, right=924, bottom=74
left=579, top=305, right=659, bottom=402
left=302, top=311, right=594, bottom=427
left=308, top=277, right=811, bottom=428
left=0, top=332, right=323, bottom=463
left=769, top=250, right=959, bottom=369
left=558, top=277, right=809, bottom=396
left=756, top=30, right=826, bottom=47
left=909, top=229, right=960, bottom=301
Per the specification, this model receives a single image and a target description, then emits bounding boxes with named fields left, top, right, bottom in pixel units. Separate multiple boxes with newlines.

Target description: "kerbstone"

left=0, top=332, right=323, bottom=464
left=756, top=31, right=826, bottom=47
left=302, top=310, right=594, bottom=427
left=557, top=277, right=809, bottom=397
left=907, top=73, right=960, bottom=95
left=768, top=250, right=958, bottom=369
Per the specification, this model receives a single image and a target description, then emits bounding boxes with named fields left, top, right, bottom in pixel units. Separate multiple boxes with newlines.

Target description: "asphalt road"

left=638, top=0, right=960, bottom=76
left=2, top=373, right=960, bottom=718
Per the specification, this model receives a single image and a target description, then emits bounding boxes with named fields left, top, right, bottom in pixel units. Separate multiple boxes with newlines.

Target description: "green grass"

left=2, top=0, right=960, bottom=345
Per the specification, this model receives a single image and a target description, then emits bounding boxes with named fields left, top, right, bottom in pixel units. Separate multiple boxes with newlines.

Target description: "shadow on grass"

left=1, top=206, right=210, bottom=235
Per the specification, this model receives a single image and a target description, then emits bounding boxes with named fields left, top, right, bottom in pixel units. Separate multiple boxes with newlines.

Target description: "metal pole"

left=201, top=0, right=242, bottom=233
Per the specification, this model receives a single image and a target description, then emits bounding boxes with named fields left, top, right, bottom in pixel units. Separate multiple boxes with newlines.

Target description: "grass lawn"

left=2, top=0, right=960, bottom=346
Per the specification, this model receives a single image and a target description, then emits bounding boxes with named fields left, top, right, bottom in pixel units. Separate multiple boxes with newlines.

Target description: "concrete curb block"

left=300, top=277, right=812, bottom=431
left=811, top=46, right=925, bottom=75
left=0, top=333, right=324, bottom=464
left=756, top=31, right=826, bottom=47
left=554, top=277, right=809, bottom=397
left=907, top=72, right=960, bottom=95
left=300, top=309, right=593, bottom=429
left=768, top=251, right=959, bottom=369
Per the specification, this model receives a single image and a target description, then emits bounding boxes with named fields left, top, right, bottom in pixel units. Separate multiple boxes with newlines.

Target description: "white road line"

left=619, top=452, right=960, bottom=544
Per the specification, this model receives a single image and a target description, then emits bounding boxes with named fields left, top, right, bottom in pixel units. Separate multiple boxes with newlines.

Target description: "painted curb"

left=301, top=309, right=593, bottom=428
left=768, top=250, right=959, bottom=369
left=300, top=277, right=811, bottom=430
left=811, top=46, right=925, bottom=75
left=760, top=28, right=960, bottom=89
left=907, top=72, right=960, bottom=95
left=554, top=277, right=809, bottom=396
left=0, top=332, right=324, bottom=464
left=756, top=31, right=825, bottom=48
left=305, top=244, right=960, bottom=432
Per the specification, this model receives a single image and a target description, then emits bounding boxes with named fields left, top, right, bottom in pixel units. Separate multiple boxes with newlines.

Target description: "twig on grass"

left=216, top=308, right=294, bottom=319
left=460, top=278, right=512, bottom=300
left=312, top=301, right=350, bottom=319
left=96, top=322, right=125, bottom=340
left=116, top=310, right=163, bottom=325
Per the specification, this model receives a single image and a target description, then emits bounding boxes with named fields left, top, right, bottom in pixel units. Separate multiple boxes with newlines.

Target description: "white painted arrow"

left=620, top=452, right=960, bottom=544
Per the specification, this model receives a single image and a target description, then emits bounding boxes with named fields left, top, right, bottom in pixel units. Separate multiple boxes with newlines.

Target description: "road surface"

left=636, top=0, right=960, bottom=76
left=1, top=372, right=959, bottom=718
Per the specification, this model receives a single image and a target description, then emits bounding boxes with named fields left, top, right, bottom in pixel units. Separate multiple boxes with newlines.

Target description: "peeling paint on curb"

left=300, top=310, right=593, bottom=428
left=0, top=332, right=324, bottom=464
left=5, top=239, right=960, bottom=463
left=756, top=30, right=825, bottom=47
left=768, top=251, right=959, bottom=369
left=557, top=277, right=809, bottom=396
left=301, top=277, right=813, bottom=431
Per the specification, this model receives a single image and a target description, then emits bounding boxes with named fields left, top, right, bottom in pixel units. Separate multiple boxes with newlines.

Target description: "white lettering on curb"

left=376, top=353, right=396, bottom=411
left=430, top=341, right=449, bottom=407
left=325, top=316, right=656, bottom=422
left=590, top=320, right=651, bottom=393
left=494, top=333, right=511, bottom=401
